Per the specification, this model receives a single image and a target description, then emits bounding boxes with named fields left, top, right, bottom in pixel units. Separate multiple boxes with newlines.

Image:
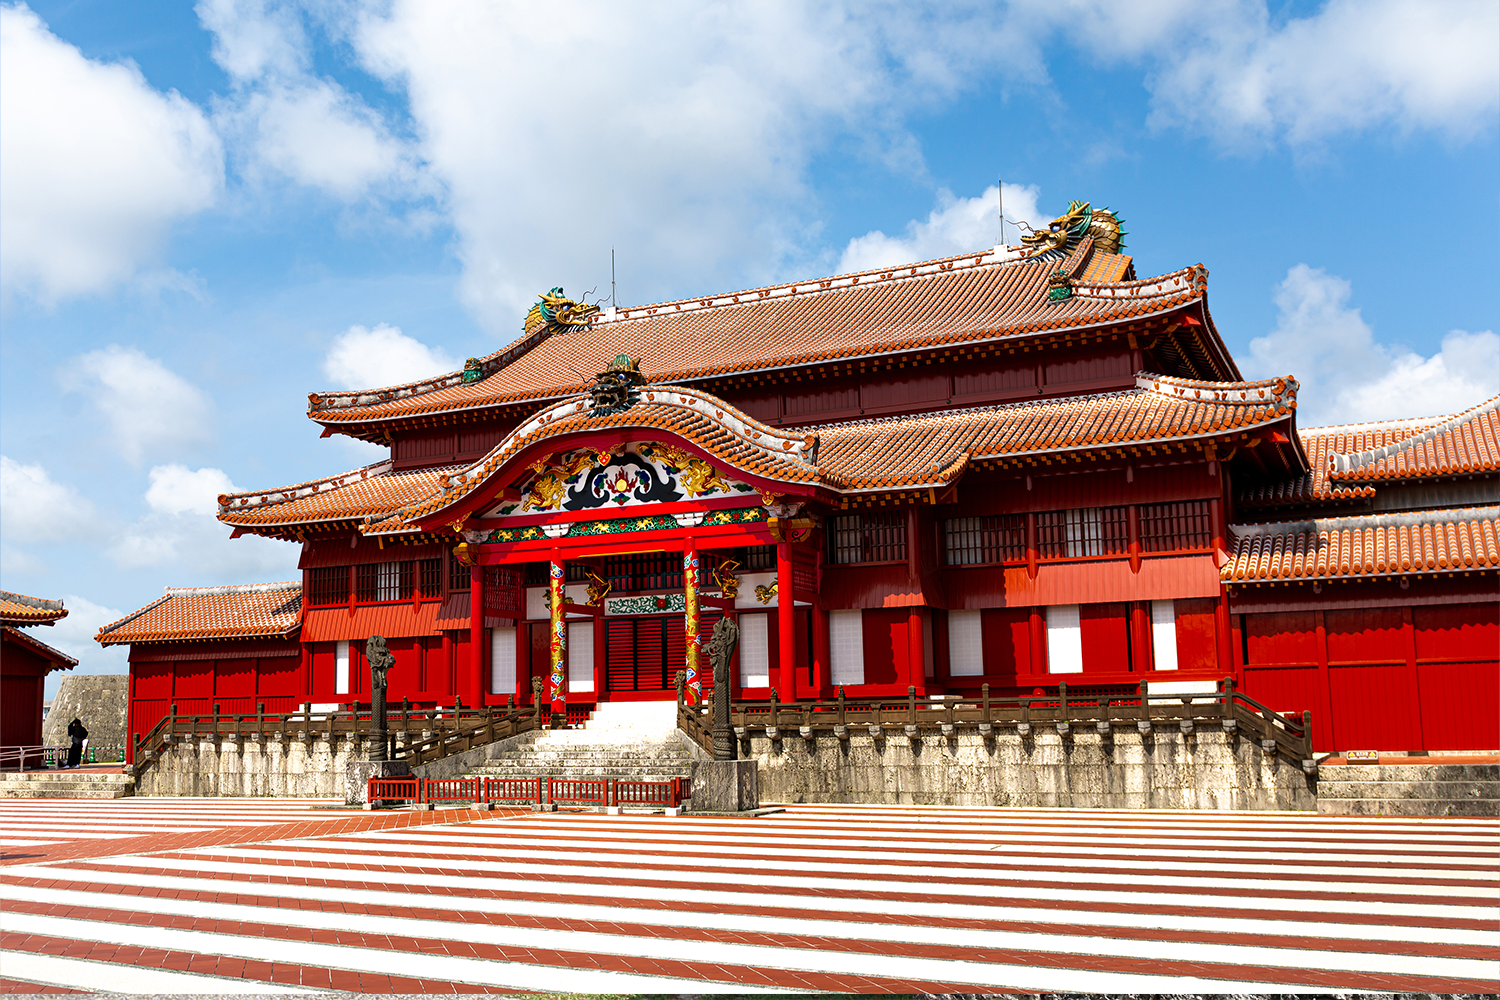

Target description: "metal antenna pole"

left=998, top=176, right=1004, bottom=246
left=611, top=247, right=616, bottom=310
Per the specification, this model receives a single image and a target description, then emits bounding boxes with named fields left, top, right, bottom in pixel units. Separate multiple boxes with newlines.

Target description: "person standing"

left=65, top=718, right=87, bottom=769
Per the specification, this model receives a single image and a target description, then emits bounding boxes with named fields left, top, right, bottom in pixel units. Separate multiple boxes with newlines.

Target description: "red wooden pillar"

left=777, top=541, right=796, bottom=699
left=1130, top=602, right=1153, bottom=672
left=515, top=621, right=530, bottom=703
left=908, top=608, right=926, bottom=696
left=1401, top=606, right=1426, bottom=751
left=813, top=605, right=830, bottom=697
left=1025, top=513, right=1039, bottom=580
left=593, top=613, right=607, bottom=701
left=549, top=554, right=567, bottom=720
left=1127, top=505, right=1142, bottom=574
left=469, top=560, right=486, bottom=710
left=1029, top=607, right=1047, bottom=674
left=1215, top=592, right=1234, bottom=677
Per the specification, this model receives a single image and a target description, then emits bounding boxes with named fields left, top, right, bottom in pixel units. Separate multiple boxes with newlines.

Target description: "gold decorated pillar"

left=548, top=555, right=567, bottom=725
left=683, top=540, right=701, bottom=704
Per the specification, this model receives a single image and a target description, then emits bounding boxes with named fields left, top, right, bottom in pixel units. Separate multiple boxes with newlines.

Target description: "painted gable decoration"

left=492, top=441, right=756, bottom=517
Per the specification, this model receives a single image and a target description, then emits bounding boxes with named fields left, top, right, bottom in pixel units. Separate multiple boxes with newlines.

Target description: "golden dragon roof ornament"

left=1019, top=201, right=1126, bottom=260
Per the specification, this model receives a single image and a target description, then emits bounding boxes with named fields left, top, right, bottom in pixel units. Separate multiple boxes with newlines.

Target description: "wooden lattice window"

left=417, top=558, right=442, bottom=598
left=943, top=515, right=1026, bottom=565
left=356, top=561, right=413, bottom=603
left=1138, top=501, right=1213, bottom=552
left=448, top=554, right=471, bottom=593
left=1036, top=506, right=1128, bottom=559
left=307, top=566, right=349, bottom=606
left=830, top=511, right=907, bottom=564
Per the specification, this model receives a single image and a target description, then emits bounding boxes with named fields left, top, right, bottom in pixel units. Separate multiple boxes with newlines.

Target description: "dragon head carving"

left=1020, top=201, right=1126, bottom=260
left=524, top=287, right=601, bottom=335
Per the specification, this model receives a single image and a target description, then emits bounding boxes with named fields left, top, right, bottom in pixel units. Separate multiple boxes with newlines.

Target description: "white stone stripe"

left=491, top=811, right=1500, bottom=840
left=0, top=911, right=785, bottom=995
left=24, top=862, right=1499, bottom=950
left=11, top=883, right=1475, bottom=987
left=0, top=838, right=61, bottom=846
left=0, top=950, right=325, bottom=995
left=392, top=823, right=1499, bottom=864
left=346, top=829, right=1499, bottom=879
left=0, top=826, right=217, bottom=838
left=90, top=850, right=1496, bottom=920
left=268, top=837, right=1497, bottom=897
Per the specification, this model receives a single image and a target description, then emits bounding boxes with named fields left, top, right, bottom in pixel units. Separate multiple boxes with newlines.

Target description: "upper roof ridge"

left=0, top=591, right=65, bottom=612
left=219, top=458, right=397, bottom=514
left=163, top=582, right=301, bottom=596
left=1329, top=395, right=1500, bottom=476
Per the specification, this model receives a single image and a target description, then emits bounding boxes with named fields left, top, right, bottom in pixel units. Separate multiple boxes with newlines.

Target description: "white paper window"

left=738, top=613, right=770, bottom=687
left=1151, top=600, right=1179, bottom=671
left=948, top=610, right=983, bottom=676
left=490, top=627, right=517, bottom=694
left=1064, top=508, right=1103, bottom=557
left=830, top=610, right=865, bottom=686
left=567, top=622, right=594, bottom=693
left=334, top=640, right=350, bottom=694
left=1045, top=605, right=1083, bottom=673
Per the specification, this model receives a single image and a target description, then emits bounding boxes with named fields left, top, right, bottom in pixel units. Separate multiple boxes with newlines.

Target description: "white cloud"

left=110, top=474, right=298, bottom=577
left=45, top=594, right=130, bottom=689
left=322, top=323, right=458, bottom=389
left=838, top=183, right=1050, bottom=274
left=63, top=346, right=213, bottom=464
left=350, top=2, right=987, bottom=324
left=198, top=0, right=415, bottom=200
left=1129, top=0, right=1497, bottom=147
left=0, top=455, right=95, bottom=544
left=144, top=464, right=237, bottom=516
left=0, top=3, right=222, bottom=304
left=1247, top=264, right=1499, bottom=425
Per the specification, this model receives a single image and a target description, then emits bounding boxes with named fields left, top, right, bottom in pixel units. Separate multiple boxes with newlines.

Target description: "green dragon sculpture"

left=1020, top=201, right=1126, bottom=260
left=524, top=287, right=601, bottom=335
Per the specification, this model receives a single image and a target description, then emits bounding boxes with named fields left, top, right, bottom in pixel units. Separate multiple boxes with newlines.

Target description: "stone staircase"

left=1317, top=757, right=1499, bottom=816
left=0, top=769, right=135, bottom=799
left=468, top=701, right=699, bottom=784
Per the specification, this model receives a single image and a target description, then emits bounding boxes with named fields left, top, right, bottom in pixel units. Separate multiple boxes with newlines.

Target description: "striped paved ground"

left=0, top=798, right=350, bottom=848
left=0, top=801, right=1495, bottom=994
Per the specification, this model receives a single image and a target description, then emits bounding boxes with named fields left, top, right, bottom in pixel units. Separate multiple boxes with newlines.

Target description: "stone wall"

left=133, top=733, right=369, bottom=798
left=43, top=676, right=128, bottom=749
left=744, top=726, right=1316, bottom=811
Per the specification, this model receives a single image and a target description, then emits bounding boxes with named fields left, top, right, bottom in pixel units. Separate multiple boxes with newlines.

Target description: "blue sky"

left=2, top=0, right=1496, bottom=693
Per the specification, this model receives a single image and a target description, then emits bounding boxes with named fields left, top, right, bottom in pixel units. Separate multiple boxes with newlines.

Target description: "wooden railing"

left=130, top=695, right=545, bottom=776
left=1, top=745, right=127, bottom=771
left=679, top=677, right=1315, bottom=766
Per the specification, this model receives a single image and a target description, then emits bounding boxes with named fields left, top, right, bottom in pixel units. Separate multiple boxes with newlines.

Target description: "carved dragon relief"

left=1020, top=201, right=1126, bottom=260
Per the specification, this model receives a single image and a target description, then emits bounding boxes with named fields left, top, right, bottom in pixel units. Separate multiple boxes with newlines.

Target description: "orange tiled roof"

left=218, top=460, right=457, bottom=529
left=1221, top=506, right=1499, bottom=584
left=1328, top=396, right=1499, bottom=482
left=2, top=626, right=78, bottom=668
left=0, top=590, right=67, bottom=626
left=353, top=374, right=1299, bottom=534
left=96, top=583, right=302, bottom=646
left=307, top=245, right=1221, bottom=428
left=1238, top=397, right=1500, bottom=509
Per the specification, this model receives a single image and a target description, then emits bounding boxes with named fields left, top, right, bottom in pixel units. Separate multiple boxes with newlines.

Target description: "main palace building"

left=99, top=204, right=1499, bottom=756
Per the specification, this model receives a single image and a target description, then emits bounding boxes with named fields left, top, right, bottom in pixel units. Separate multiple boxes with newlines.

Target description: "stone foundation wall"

left=133, top=734, right=370, bottom=798
left=744, top=726, right=1316, bottom=811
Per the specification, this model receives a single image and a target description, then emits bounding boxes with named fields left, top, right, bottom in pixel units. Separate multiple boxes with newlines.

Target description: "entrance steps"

left=0, top=769, right=135, bottom=799
left=468, top=700, right=696, bottom=783
left=1317, top=755, right=1499, bottom=816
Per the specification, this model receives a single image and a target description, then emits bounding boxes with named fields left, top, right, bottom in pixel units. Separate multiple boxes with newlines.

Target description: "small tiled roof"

left=2, top=626, right=78, bottom=668
left=218, top=460, right=457, bottom=529
left=0, top=590, right=67, bottom=626
left=307, top=245, right=1224, bottom=429
left=1238, top=397, right=1500, bottom=509
left=96, top=583, right=302, bottom=646
left=1328, top=396, right=1499, bottom=482
left=1221, top=506, right=1499, bottom=584
left=360, top=373, right=1299, bottom=533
